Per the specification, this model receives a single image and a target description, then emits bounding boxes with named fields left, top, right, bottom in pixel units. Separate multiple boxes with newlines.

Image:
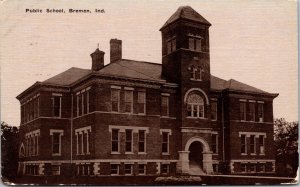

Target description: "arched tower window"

left=187, top=93, right=204, bottom=118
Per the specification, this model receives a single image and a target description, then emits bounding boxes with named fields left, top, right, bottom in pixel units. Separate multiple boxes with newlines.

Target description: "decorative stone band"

left=229, top=159, right=276, bottom=173
left=25, top=129, right=40, bottom=137
left=50, top=129, right=64, bottom=135
left=19, top=159, right=178, bottom=164
left=181, top=127, right=212, bottom=134
left=108, top=125, right=149, bottom=133
left=75, top=126, right=91, bottom=134
left=238, top=132, right=266, bottom=138
left=160, top=129, right=172, bottom=135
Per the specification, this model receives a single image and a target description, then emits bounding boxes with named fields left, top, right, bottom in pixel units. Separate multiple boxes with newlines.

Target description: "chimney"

left=110, top=39, right=122, bottom=63
left=90, top=48, right=105, bottom=71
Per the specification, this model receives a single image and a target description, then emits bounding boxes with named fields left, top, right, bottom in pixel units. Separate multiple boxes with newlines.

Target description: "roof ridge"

left=121, top=58, right=161, bottom=66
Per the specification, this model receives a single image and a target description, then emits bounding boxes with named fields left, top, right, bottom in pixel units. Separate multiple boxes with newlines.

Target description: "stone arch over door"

left=177, top=137, right=213, bottom=174
left=184, top=137, right=210, bottom=152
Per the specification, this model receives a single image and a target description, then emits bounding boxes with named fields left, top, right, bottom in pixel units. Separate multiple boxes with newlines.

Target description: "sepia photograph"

left=0, top=0, right=298, bottom=185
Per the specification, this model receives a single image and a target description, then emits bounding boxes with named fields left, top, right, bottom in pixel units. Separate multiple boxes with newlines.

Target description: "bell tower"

left=160, top=6, right=212, bottom=121
left=160, top=6, right=213, bottom=174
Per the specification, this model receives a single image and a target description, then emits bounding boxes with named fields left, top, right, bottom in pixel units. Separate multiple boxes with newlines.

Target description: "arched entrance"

left=188, top=141, right=204, bottom=174
left=177, top=137, right=213, bottom=174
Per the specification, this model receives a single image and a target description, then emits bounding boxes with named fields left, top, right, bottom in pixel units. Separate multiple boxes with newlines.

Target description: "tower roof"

left=160, top=6, right=211, bottom=30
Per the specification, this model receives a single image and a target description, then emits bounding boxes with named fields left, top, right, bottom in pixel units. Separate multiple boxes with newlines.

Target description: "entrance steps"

left=189, top=160, right=205, bottom=175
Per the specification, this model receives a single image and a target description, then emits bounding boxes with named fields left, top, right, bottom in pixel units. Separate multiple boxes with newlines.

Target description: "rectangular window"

left=52, top=165, right=60, bottom=175
left=53, top=96, right=61, bottom=117
left=111, top=129, right=119, bottom=153
left=250, top=135, right=255, bottom=154
left=258, top=103, right=264, bottom=122
left=259, top=135, right=265, bottom=154
left=249, top=164, right=256, bottom=172
left=82, top=92, right=87, bottom=115
left=111, top=164, right=119, bottom=175
left=167, top=40, right=172, bottom=54
left=125, top=129, right=133, bottom=153
left=167, top=38, right=176, bottom=54
left=211, top=100, right=217, bottom=121
left=213, top=164, right=218, bottom=173
left=21, top=105, right=24, bottom=124
left=137, top=92, right=146, bottom=114
left=189, top=37, right=201, bottom=51
left=138, top=164, right=146, bottom=175
left=124, top=164, right=133, bottom=175
left=195, top=38, right=201, bottom=51
left=161, top=96, right=169, bottom=117
left=193, top=105, right=198, bottom=117
left=257, top=164, right=265, bottom=172
left=124, top=90, right=133, bottom=113
left=138, top=130, right=146, bottom=153
left=162, top=132, right=169, bottom=154
left=26, top=103, right=29, bottom=122
left=35, top=135, right=39, bottom=155
left=241, top=134, right=246, bottom=154
left=77, top=94, right=81, bottom=116
left=78, top=133, right=83, bottom=155
left=211, top=134, right=218, bottom=154
left=171, top=39, right=176, bottom=52
left=240, top=102, right=246, bottom=121
left=83, top=164, right=91, bottom=176
left=241, top=164, right=247, bottom=172
left=111, top=89, right=120, bottom=112
left=161, top=164, right=169, bottom=174
left=189, top=38, right=195, bottom=50
left=249, top=102, right=255, bottom=121
left=52, top=133, right=61, bottom=155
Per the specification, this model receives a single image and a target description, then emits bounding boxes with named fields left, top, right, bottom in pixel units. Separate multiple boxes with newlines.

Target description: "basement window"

left=161, top=164, right=169, bottom=175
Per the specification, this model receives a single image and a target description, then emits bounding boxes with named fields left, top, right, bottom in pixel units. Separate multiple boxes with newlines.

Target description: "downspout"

left=70, top=93, right=73, bottom=174
left=221, top=92, right=225, bottom=162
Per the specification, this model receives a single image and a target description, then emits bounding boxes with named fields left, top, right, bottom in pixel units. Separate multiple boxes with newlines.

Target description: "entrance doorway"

left=188, top=141, right=204, bottom=174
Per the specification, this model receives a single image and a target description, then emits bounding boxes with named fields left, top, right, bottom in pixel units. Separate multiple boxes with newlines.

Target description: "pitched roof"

left=98, top=59, right=163, bottom=82
left=40, top=59, right=272, bottom=95
left=43, top=67, right=92, bottom=86
left=161, top=6, right=211, bottom=30
left=224, top=79, right=268, bottom=94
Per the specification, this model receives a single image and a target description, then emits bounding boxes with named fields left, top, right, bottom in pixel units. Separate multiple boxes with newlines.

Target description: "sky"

left=0, top=0, right=298, bottom=126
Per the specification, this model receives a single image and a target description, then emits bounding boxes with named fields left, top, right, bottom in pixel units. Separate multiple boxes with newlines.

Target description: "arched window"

left=187, top=93, right=204, bottom=118
left=19, top=143, right=25, bottom=158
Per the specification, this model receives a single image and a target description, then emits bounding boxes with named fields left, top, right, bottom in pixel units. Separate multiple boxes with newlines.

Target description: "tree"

left=274, top=118, right=298, bottom=177
left=1, top=121, right=19, bottom=181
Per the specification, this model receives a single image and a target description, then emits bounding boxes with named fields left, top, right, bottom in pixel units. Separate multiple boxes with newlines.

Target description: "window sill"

left=186, top=117, right=207, bottom=120
left=125, top=152, right=134, bottom=155
left=52, top=154, right=61, bottom=156
left=241, top=153, right=247, bottom=156
left=250, top=153, right=256, bottom=156
left=138, top=152, right=147, bottom=155
left=259, top=153, right=265, bottom=156
left=111, top=152, right=120, bottom=155
left=125, top=174, right=133, bottom=176
left=111, top=174, right=119, bottom=176
left=162, top=153, right=170, bottom=155
left=190, top=78, right=203, bottom=81
left=110, top=111, right=120, bottom=114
